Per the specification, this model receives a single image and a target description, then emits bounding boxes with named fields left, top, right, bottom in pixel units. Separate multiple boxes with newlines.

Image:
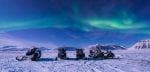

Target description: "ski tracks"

left=105, top=64, right=126, bottom=72
left=85, top=60, right=126, bottom=72
left=92, top=68, right=102, bottom=72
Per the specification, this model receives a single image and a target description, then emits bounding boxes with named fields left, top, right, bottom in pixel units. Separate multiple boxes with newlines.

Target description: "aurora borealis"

left=0, top=0, right=149, bottom=47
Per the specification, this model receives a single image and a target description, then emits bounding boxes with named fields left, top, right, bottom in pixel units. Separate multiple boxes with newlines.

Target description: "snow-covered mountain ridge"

left=130, top=39, right=150, bottom=49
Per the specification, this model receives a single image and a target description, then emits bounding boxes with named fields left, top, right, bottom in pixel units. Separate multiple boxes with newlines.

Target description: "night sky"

left=0, top=0, right=149, bottom=48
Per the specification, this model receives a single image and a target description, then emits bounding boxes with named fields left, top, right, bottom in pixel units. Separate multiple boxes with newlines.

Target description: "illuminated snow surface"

left=0, top=50, right=150, bottom=72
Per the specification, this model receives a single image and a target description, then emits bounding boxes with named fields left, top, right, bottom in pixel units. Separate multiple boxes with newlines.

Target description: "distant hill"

left=54, top=47, right=78, bottom=51
left=101, top=45, right=126, bottom=50
left=0, top=45, right=51, bottom=51
left=86, top=44, right=126, bottom=51
left=129, top=39, right=150, bottom=50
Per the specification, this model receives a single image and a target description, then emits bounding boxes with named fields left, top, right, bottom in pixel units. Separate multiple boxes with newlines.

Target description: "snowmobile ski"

left=16, top=56, right=31, bottom=61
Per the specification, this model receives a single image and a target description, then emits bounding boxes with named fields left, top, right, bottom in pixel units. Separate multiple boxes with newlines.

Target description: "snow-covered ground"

left=0, top=50, right=150, bottom=72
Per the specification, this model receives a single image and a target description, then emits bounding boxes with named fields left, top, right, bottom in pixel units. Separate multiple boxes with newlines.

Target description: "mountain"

left=55, top=47, right=77, bottom=51
left=0, top=45, right=27, bottom=51
left=0, top=45, right=51, bottom=51
left=39, top=47, right=51, bottom=51
left=101, top=45, right=126, bottom=50
left=129, top=39, right=150, bottom=49
left=85, top=44, right=126, bottom=51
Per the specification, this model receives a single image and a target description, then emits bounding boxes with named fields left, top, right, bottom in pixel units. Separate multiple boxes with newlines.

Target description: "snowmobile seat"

left=97, top=52, right=104, bottom=58
left=57, top=48, right=67, bottom=60
left=76, top=49, right=85, bottom=60
left=89, top=50, right=103, bottom=58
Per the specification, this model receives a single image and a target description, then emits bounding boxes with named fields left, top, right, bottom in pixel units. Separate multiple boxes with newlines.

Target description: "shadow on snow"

left=37, top=57, right=123, bottom=61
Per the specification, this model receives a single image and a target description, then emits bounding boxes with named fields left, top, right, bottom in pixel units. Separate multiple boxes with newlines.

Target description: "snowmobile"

left=76, top=49, right=85, bottom=60
left=55, top=48, right=67, bottom=60
left=16, top=47, right=42, bottom=61
left=88, top=50, right=104, bottom=58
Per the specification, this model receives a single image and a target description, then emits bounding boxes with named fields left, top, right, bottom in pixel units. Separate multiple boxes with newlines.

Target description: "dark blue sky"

left=0, top=0, right=149, bottom=48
